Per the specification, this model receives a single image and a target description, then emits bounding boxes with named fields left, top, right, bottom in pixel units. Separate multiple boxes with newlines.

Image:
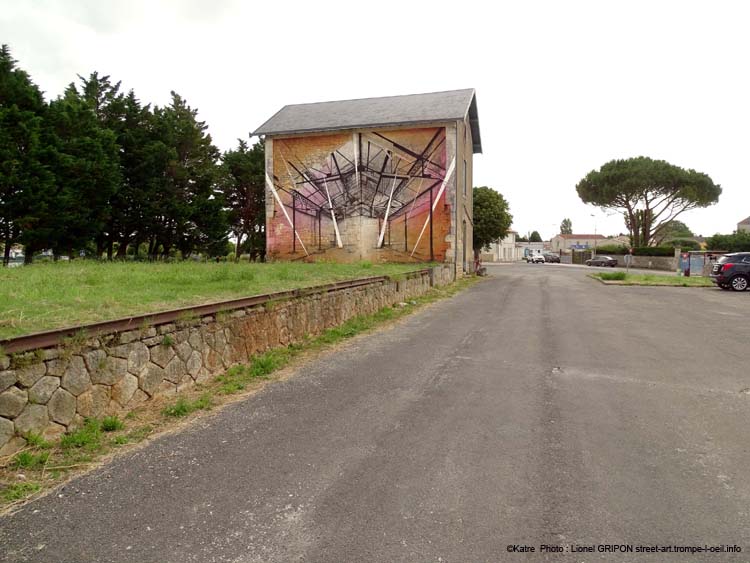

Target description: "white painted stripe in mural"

left=377, top=155, right=401, bottom=248
left=265, top=173, right=309, bottom=256
left=322, top=177, right=343, bottom=248
left=410, top=158, right=456, bottom=258
left=353, top=132, right=360, bottom=195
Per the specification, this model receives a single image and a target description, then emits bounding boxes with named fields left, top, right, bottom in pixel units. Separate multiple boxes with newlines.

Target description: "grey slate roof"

left=253, top=89, right=482, bottom=153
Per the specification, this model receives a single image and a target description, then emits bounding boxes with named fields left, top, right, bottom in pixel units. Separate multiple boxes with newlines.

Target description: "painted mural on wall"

left=266, top=127, right=454, bottom=262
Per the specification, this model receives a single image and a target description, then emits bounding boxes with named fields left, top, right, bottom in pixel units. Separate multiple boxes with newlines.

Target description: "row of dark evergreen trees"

left=0, top=45, right=265, bottom=266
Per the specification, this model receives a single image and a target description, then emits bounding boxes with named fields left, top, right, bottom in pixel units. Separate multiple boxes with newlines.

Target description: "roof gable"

left=739, top=215, right=750, bottom=225
left=253, top=89, right=482, bottom=153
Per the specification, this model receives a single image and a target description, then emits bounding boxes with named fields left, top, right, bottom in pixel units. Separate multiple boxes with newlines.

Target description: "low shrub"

left=632, top=246, right=675, bottom=256
left=101, top=416, right=124, bottom=432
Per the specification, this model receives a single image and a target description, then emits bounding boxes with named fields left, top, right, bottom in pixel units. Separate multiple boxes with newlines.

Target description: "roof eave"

left=253, top=116, right=467, bottom=138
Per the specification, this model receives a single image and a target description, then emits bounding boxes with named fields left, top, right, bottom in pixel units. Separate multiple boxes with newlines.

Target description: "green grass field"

left=0, top=261, right=427, bottom=339
left=592, top=272, right=713, bottom=287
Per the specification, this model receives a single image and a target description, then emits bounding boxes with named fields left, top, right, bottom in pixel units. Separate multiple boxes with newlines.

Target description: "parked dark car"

left=585, top=255, right=617, bottom=267
left=543, top=253, right=560, bottom=263
left=709, top=252, right=750, bottom=291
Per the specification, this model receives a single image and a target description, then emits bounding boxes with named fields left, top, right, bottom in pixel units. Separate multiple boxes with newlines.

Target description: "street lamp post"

left=591, top=213, right=597, bottom=258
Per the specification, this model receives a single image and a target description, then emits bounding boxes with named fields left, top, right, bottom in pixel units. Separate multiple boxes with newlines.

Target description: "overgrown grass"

left=60, top=418, right=104, bottom=451
left=101, top=416, right=124, bottom=432
left=2, top=482, right=41, bottom=502
left=11, top=451, right=50, bottom=469
left=162, top=394, right=213, bottom=417
left=0, top=261, right=428, bottom=339
left=592, top=272, right=713, bottom=286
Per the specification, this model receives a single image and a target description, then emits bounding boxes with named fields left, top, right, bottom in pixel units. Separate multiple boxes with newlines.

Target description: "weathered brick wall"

left=0, top=267, right=454, bottom=454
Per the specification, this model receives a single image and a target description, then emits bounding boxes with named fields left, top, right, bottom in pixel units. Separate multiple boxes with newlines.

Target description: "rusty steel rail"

left=0, top=269, right=432, bottom=355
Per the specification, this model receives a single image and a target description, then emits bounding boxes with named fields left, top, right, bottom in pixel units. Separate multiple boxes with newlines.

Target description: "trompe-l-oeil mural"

left=266, top=127, right=454, bottom=262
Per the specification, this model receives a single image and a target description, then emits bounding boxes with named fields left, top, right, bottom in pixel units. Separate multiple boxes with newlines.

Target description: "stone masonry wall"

left=0, top=267, right=454, bottom=454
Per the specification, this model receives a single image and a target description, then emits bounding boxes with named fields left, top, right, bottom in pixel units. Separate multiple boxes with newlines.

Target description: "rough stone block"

left=138, top=363, right=164, bottom=396
left=83, top=349, right=107, bottom=374
left=61, top=356, right=92, bottom=396
left=186, top=351, right=202, bottom=378
left=0, top=370, right=16, bottom=393
left=106, top=400, right=124, bottom=416
left=0, top=416, right=14, bottom=450
left=150, top=344, right=175, bottom=369
left=143, top=327, right=157, bottom=338
left=175, top=342, right=192, bottom=362
left=157, top=323, right=176, bottom=335
left=46, top=358, right=69, bottom=377
left=0, top=436, right=26, bottom=457
left=76, top=385, right=110, bottom=418
left=194, top=370, right=212, bottom=384
left=203, top=349, right=223, bottom=374
left=91, top=356, right=127, bottom=385
left=119, top=330, right=141, bottom=344
left=0, top=386, right=27, bottom=418
left=48, top=388, right=76, bottom=425
left=28, top=376, right=60, bottom=405
left=14, top=404, right=49, bottom=435
left=109, top=343, right=132, bottom=359
left=142, top=336, right=162, bottom=346
left=126, top=389, right=149, bottom=409
left=42, top=348, right=60, bottom=361
left=112, top=374, right=138, bottom=407
left=127, top=342, right=150, bottom=375
left=188, top=330, right=203, bottom=350
left=0, top=355, right=9, bottom=371
left=163, top=357, right=187, bottom=384
left=155, top=380, right=177, bottom=397
left=43, top=422, right=66, bottom=442
left=69, top=414, right=85, bottom=431
left=174, top=330, right=189, bottom=344
left=16, top=362, right=47, bottom=388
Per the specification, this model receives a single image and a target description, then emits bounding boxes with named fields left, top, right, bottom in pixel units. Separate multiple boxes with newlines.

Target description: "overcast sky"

left=2, top=0, right=748, bottom=240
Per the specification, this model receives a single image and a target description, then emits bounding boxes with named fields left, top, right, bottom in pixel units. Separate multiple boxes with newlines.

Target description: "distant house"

left=550, top=234, right=608, bottom=252
left=738, top=216, right=750, bottom=233
left=483, top=230, right=523, bottom=262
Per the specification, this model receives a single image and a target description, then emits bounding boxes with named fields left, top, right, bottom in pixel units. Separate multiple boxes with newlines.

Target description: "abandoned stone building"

left=252, top=89, right=481, bottom=273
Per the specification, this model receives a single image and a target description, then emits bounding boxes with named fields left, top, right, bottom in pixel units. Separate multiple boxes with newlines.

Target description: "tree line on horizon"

left=0, top=45, right=265, bottom=266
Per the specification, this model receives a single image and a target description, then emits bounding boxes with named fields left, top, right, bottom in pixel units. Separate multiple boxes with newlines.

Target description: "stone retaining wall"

left=0, top=267, right=454, bottom=454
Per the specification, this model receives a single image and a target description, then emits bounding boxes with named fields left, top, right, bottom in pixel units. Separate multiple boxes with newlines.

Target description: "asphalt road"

left=2, top=265, right=749, bottom=562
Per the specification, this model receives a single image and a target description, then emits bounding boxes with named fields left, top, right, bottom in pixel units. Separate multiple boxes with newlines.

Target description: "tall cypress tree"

left=46, top=84, right=121, bottom=257
left=220, top=139, right=266, bottom=260
left=148, top=92, right=226, bottom=258
left=0, top=45, right=55, bottom=265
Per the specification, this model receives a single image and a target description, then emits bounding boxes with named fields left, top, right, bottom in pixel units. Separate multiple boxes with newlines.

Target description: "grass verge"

left=590, top=272, right=714, bottom=286
left=0, top=275, right=479, bottom=511
left=0, top=261, right=429, bottom=339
